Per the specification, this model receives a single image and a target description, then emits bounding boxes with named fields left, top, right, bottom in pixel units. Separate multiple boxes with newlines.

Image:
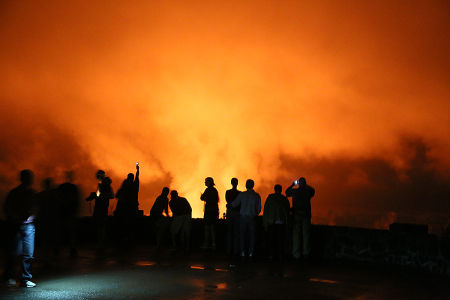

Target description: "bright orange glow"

left=0, top=1, right=449, bottom=231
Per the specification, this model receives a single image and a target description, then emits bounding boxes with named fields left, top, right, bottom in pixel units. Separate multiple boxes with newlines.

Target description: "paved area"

left=1, top=246, right=449, bottom=299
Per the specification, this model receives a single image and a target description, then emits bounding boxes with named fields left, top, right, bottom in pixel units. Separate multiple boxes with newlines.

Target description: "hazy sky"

left=1, top=0, right=449, bottom=231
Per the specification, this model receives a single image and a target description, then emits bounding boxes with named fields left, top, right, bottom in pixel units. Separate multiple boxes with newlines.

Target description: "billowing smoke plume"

left=1, top=0, right=449, bottom=231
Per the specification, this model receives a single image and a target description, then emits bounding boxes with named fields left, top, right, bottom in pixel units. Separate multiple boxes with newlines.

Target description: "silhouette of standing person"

left=86, top=170, right=114, bottom=255
left=286, top=177, right=315, bottom=259
left=150, top=187, right=170, bottom=249
left=225, top=178, right=241, bottom=260
left=114, top=163, right=140, bottom=245
left=3, top=170, right=38, bottom=287
left=263, top=184, right=290, bottom=261
left=36, top=177, right=58, bottom=262
left=200, top=177, right=219, bottom=250
left=232, top=179, right=261, bottom=260
left=57, top=171, right=80, bottom=257
left=169, top=190, right=192, bottom=252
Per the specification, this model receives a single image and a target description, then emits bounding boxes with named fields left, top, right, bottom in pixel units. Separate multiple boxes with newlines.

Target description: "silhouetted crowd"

left=2, top=166, right=315, bottom=288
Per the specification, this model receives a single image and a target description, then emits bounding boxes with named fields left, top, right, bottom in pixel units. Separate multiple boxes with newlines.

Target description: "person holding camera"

left=114, top=163, right=140, bottom=245
left=86, top=170, right=114, bottom=255
left=286, top=177, right=315, bottom=259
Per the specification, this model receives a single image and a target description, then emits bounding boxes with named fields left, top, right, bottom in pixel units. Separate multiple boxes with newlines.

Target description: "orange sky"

left=0, top=0, right=449, bottom=231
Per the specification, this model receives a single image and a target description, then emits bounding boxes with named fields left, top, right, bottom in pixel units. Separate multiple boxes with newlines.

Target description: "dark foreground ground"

left=0, top=246, right=448, bottom=300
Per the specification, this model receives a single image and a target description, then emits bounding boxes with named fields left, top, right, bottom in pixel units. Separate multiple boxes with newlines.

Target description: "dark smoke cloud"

left=0, top=107, right=173, bottom=217
left=275, top=136, right=450, bottom=233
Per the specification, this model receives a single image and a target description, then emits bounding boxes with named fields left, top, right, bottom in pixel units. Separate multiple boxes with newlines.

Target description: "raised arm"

left=285, top=182, right=295, bottom=197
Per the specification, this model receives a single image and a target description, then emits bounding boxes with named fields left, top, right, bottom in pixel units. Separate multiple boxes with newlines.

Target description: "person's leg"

left=292, top=216, right=301, bottom=259
left=233, top=214, right=240, bottom=256
left=96, top=218, right=107, bottom=252
left=226, top=216, right=233, bottom=256
left=249, top=217, right=256, bottom=257
left=21, top=224, right=35, bottom=283
left=154, top=217, right=161, bottom=248
left=239, top=216, right=247, bottom=256
left=203, top=223, right=210, bottom=248
left=267, top=224, right=275, bottom=259
left=277, top=224, right=286, bottom=260
left=211, top=223, right=216, bottom=249
left=68, top=218, right=78, bottom=257
left=155, top=217, right=166, bottom=249
left=302, top=218, right=311, bottom=257
left=4, top=223, right=19, bottom=281
left=171, top=216, right=181, bottom=249
left=183, top=215, right=192, bottom=251
left=179, top=216, right=186, bottom=246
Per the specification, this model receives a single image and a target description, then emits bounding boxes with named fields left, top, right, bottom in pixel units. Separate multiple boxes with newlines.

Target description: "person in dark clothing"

left=200, top=177, right=219, bottom=249
left=150, top=187, right=170, bottom=249
left=286, top=177, right=315, bottom=259
left=232, top=179, right=261, bottom=259
left=225, top=178, right=241, bottom=259
left=263, top=184, right=290, bottom=261
left=3, top=170, right=37, bottom=288
left=36, top=178, right=58, bottom=261
left=114, top=164, right=140, bottom=245
left=169, top=190, right=192, bottom=251
left=56, top=171, right=80, bottom=257
left=115, top=164, right=140, bottom=217
left=86, top=170, right=114, bottom=254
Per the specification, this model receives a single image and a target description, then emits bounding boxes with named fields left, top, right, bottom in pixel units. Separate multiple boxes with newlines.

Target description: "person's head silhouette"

left=20, top=169, right=34, bottom=187
left=245, top=179, right=254, bottom=190
left=298, top=177, right=306, bottom=187
left=274, top=184, right=282, bottom=194
left=231, top=178, right=238, bottom=188
left=170, top=190, right=178, bottom=199
left=205, top=177, right=215, bottom=187
left=96, top=170, right=105, bottom=182
left=162, top=187, right=170, bottom=197
left=127, top=173, right=134, bottom=181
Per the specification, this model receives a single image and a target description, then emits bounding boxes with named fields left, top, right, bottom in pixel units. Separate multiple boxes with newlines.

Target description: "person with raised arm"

left=286, top=177, right=315, bottom=259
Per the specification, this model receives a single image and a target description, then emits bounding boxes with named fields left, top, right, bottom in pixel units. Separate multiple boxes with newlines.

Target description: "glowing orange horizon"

left=0, top=1, right=449, bottom=231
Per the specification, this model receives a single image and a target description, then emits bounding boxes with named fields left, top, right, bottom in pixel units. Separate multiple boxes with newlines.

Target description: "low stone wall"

left=312, top=225, right=450, bottom=275
left=1, top=218, right=448, bottom=275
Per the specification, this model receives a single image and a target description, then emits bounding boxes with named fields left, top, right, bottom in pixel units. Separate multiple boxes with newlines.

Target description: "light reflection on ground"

left=190, top=265, right=206, bottom=270
left=309, top=278, right=338, bottom=284
left=217, top=283, right=227, bottom=290
left=135, top=261, right=156, bottom=267
left=214, top=268, right=229, bottom=272
left=0, top=248, right=445, bottom=300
